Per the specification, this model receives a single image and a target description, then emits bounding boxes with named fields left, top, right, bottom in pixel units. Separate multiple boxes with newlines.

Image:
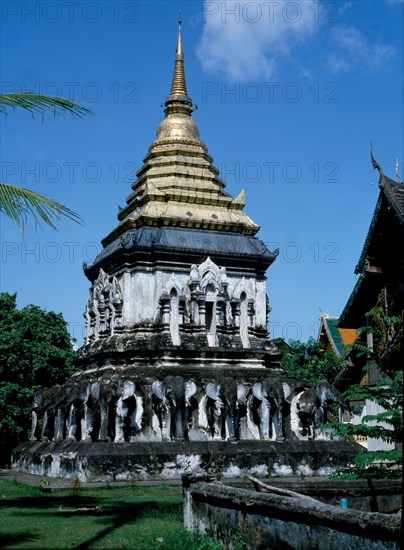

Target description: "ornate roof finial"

left=370, top=143, right=382, bottom=174
left=370, top=142, right=386, bottom=188
left=169, top=14, right=188, bottom=97
left=395, top=158, right=402, bottom=183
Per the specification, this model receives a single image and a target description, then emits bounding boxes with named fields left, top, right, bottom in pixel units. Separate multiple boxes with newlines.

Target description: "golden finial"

left=169, top=14, right=188, bottom=97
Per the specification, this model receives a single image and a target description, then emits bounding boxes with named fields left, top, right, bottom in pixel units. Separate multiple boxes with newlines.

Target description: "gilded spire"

left=170, top=15, right=188, bottom=96
left=165, top=15, right=192, bottom=111
left=100, top=15, right=260, bottom=246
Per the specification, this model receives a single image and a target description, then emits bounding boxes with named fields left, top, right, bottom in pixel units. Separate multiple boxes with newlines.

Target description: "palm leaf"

left=1, top=92, right=89, bottom=229
left=0, top=183, right=82, bottom=230
left=0, top=92, right=91, bottom=117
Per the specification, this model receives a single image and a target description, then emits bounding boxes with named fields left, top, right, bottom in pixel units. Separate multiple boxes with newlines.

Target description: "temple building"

left=73, top=21, right=282, bottom=446
left=338, top=151, right=404, bottom=345
left=12, top=23, right=361, bottom=481
left=318, top=153, right=404, bottom=451
left=317, top=315, right=357, bottom=360
left=81, top=20, right=279, bottom=368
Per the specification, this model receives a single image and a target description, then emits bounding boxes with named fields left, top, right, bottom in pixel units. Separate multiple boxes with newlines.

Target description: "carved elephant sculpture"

left=98, top=375, right=123, bottom=442
left=314, top=380, right=346, bottom=433
left=205, top=377, right=247, bottom=440
left=285, top=380, right=345, bottom=440
left=97, top=375, right=140, bottom=442
left=252, top=378, right=285, bottom=440
left=76, top=379, right=100, bottom=442
left=114, top=379, right=141, bottom=442
left=30, top=388, right=48, bottom=441
left=31, top=380, right=90, bottom=442
left=31, top=384, right=65, bottom=442
left=152, top=376, right=197, bottom=441
left=32, top=376, right=142, bottom=443
left=61, top=379, right=89, bottom=442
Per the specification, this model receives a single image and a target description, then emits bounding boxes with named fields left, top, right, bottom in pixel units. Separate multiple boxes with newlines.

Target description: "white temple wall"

left=255, top=280, right=267, bottom=329
left=108, top=261, right=268, bottom=331
left=153, top=271, right=165, bottom=320
left=121, top=271, right=133, bottom=324
left=130, top=271, right=156, bottom=323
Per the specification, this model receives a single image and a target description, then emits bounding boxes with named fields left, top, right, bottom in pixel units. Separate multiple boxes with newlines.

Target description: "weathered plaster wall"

left=12, top=440, right=362, bottom=482
left=183, top=478, right=401, bottom=550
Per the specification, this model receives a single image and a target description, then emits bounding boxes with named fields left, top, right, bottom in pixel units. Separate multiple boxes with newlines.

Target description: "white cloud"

left=197, top=0, right=318, bottom=80
left=338, top=2, right=352, bottom=15
left=197, top=1, right=397, bottom=81
left=326, top=26, right=396, bottom=73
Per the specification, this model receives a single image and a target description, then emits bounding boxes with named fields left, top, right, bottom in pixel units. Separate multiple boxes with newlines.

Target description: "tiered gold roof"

left=103, top=21, right=259, bottom=247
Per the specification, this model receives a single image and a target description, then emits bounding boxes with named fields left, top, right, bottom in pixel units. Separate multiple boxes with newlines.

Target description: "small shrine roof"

left=319, top=315, right=357, bottom=357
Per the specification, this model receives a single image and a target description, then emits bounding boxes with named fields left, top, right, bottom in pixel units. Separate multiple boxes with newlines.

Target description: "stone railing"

left=182, top=474, right=402, bottom=550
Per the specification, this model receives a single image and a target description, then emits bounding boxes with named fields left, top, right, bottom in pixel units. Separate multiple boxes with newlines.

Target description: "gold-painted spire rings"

left=169, top=20, right=188, bottom=97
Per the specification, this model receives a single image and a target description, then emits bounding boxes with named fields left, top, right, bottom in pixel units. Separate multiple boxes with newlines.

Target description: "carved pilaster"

left=248, top=299, right=255, bottom=328
left=160, top=294, right=171, bottom=324
left=215, top=297, right=224, bottom=327
left=231, top=299, right=241, bottom=328
left=178, top=296, right=186, bottom=325
left=197, top=294, right=206, bottom=326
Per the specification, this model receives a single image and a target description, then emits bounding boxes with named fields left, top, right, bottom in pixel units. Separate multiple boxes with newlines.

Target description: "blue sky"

left=1, top=0, right=403, bottom=347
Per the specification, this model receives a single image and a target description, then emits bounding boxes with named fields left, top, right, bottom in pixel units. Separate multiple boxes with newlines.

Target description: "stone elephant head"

left=98, top=374, right=134, bottom=442
left=30, top=388, right=51, bottom=441
left=152, top=376, right=197, bottom=441
left=315, top=380, right=346, bottom=431
left=66, top=378, right=101, bottom=442
left=34, top=384, right=65, bottom=441
left=114, top=379, right=139, bottom=442
left=205, top=377, right=247, bottom=440
left=285, top=379, right=345, bottom=440
left=252, top=378, right=285, bottom=440
left=33, top=378, right=90, bottom=443
left=62, top=378, right=90, bottom=442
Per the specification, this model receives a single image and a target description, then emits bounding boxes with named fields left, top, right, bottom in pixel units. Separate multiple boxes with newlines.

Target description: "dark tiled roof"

left=338, top=271, right=383, bottom=327
left=85, top=225, right=278, bottom=281
left=384, top=179, right=404, bottom=221
left=355, top=193, right=382, bottom=275
left=355, top=175, right=404, bottom=275
left=340, top=160, right=404, bottom=325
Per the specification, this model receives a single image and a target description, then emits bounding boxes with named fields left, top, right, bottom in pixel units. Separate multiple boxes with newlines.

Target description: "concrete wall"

left=183, top=476, right=401, bottom=550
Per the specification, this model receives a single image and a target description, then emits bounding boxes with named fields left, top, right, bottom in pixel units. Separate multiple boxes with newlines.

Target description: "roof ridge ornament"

left=395, top=158, right=402, bottom=183
left=370, top=143, right=386, bottom=189
left=370, top=144, right=403, bottom=188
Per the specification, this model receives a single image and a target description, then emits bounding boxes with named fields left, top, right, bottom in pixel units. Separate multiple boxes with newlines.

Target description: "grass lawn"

left=0, top=480, right=222, bottom=549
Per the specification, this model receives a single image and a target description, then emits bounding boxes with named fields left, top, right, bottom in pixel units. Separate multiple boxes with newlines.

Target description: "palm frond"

left=0, top=183, right=82, bottom=230
left=0, top=93, right=91, bottom=117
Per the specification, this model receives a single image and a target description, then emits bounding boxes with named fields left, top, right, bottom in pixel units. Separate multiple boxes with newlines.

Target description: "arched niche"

left=159, top=274, right=184, bottom=345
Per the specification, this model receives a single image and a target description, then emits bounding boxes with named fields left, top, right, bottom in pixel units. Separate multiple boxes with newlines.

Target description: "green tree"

left=0, top=92, right=90, bottom=230
left=0, top=292, right=75, bottom=466
left=280, top=338, right=345, bottom=386
left=330, top=307, right=403, bottom=479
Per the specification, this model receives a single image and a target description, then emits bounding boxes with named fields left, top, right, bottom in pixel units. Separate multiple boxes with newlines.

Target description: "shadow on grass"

left=0, top=496, right=182, bottom=549
left=0, top=532, right=39, bottom=549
